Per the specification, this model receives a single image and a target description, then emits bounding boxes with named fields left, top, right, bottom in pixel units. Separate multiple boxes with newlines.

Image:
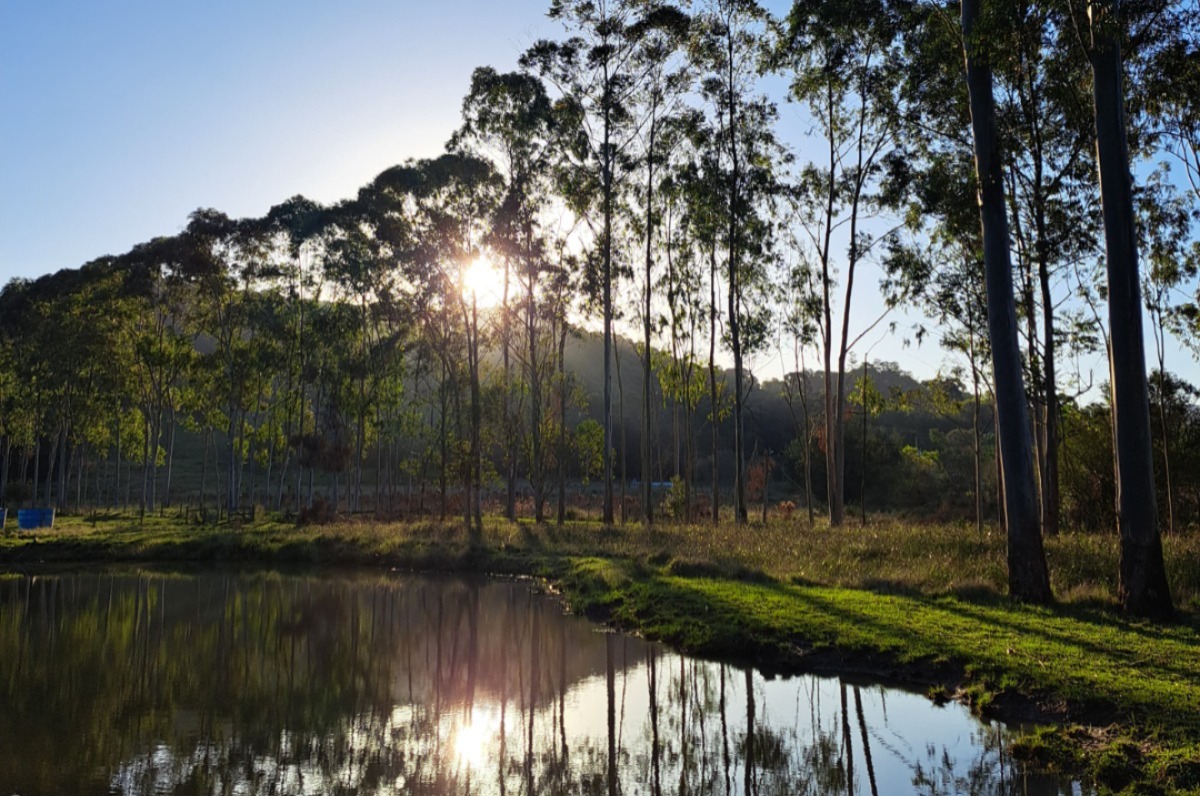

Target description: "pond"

left=0, top=570, right=1086, bottom=795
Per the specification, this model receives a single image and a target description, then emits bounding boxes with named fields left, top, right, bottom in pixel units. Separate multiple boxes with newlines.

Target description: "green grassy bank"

left=2, top=513, right=1199, bottom=794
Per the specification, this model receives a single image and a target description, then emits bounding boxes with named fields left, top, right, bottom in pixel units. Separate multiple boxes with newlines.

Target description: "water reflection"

left=0, top=571, right=1085, bottom=795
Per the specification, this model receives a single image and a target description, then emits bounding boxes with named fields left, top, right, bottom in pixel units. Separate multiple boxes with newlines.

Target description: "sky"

left=0, top=0, right=550, bottom=281
left=1, top=1, right=1194, bottom=391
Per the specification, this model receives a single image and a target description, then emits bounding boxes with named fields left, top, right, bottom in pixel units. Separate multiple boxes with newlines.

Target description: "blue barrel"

left=39, top=508, right=55, bottom=528
left=18, top=509, right=39, bottom=530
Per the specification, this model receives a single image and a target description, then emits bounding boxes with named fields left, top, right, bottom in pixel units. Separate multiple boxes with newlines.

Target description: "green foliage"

left=573, top=418, right=605, bottom=484
left=662, top=475, right=688, bottom=520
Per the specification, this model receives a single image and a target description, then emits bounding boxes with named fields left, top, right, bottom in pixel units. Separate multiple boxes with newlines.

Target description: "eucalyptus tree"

left=0, top=282, right=46, bottom=501
left=889, top=235, right=994, bottom=533
left=0, top=264, right=135, bottom=510
left=656, top=112, right=715, bottom=522
left=987, top=0, right=1100, bottom=538
left=881, top=0, right=1050, bottom=596
left=775, top=0, right=906, bottom=527
left=260, top=196, right=330, bottom=510
left=522, top=0, right=648, bottom=524
left=1083, top=0, right=1173, bottom=617
left=119, top=237, right=196, bottom=514
left=1138, top=172, right=1200, bottom=536
left=451, top=66, right=560, bottom=522
left=777, top=226, right=824, bottom=525
left=282, top=295, right=340, bottom=513
left=372, top=155, right=502, bottom=536
left=1140, top=0, right=1200, bottom=202
left=545, top=241, right=585, bottom=525
left=1129, top=1, right=1200, bottom=537
left=879, top=0, right=998, bottom=535
left=178, top=209, right=274, bottom=514
left=673, top=119, right=730, bottom=523
left=692, top=0, right=781, bottom=524
left=959, top=0, right=1053, bottom=602
left=317, top=198, right=410, bottom=513
left=627, top=2, right=692, bottom=524
left=0, top=336, right=13, bottom=506
left=0, top=279, right=46, bottom=503
left=880, top=112, right=996, bottom=534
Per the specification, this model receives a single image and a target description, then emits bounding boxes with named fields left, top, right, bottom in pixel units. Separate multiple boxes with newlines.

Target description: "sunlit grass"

left=6, top=511, right=1198, bottom=610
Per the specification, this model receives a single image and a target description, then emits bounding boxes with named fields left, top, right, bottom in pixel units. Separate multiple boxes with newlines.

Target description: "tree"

left=776, top=0, right=904, bottom=527
left=693, top=0, right=780, bottom=524
left=120, top=237, right=196, bottom=515
left=655, top=113, right=712, bottom=523
left=523, top=0, right=645, bottom=525
left=1086, top=0, right=1172, bottom=617
left=849, top=364, right=885, bottom=524
left=373, top=154, right=502, bottom=537
left=960, top=0, right=1052, bottom=602
left=452, top=67, right=561, bottom=523
left=1138, top=171, right=1199, bottom=536
left=629, top=3, right=691, bottom=525
left=994, top=2, right=1098, bottom=538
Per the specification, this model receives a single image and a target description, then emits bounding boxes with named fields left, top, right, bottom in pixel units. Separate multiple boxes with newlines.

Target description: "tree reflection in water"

left=0, top=571, right=1087, bottom=795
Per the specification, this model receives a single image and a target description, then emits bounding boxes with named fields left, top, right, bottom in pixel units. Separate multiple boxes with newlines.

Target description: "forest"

left=1, top=0, right=1198, bottom=619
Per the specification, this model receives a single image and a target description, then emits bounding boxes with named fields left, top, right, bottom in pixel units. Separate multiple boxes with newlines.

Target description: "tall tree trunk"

left=1010, top=192, right=1047, bottom=529
left=821, top=84, right=843, bottom=528
left=557, top=318, right=568, bottom=526
left=0, top=435, right=10, bottom=507
left=970, top=327, right=984, bottom=536
left=75, top=444, right=84, bottom=512
left=709, top=246, right=720, bottom=525
left=528, top=237, right=544, bottom=524
left=1035, top=197, right=1061, bottom=537
left=163, top=408, right=176, bottom=510
left=1088, top=0, right=1172, bottom=617
left=602, top=57, right=616, bottom=527
left=439, top=362, right=449, bottom=521
left=227, top=407, right=238, bottom=513
left=861, top=357, right=869, bottom=526
left=962, top=0, right=1052, bottom=603
left=32, top=438, right=41, bottom=507
left=468, top=299, right=484, bottom=541
left=616, top=340, right=628, bottom=524
left=503, top=260, right=517, bottom=522
left=727, top=32, right=748, bottom=526
left=834, top=94, right=872, bottom=529
left=58, top=431, right=68, bottom=511
left=44, top=429, right=60, bottom=508
left=642, top=111, right=657, bottom=527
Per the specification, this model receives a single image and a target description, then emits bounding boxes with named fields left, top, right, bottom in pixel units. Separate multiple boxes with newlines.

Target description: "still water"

left=0, top=570, right=1085, bottom=796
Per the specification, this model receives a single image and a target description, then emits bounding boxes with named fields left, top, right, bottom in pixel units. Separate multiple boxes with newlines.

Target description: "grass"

left=2, top=511, right=1199, bottom=793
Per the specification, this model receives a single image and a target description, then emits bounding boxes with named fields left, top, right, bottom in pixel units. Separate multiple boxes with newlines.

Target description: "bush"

left=296, top=498, right=336, bottom=526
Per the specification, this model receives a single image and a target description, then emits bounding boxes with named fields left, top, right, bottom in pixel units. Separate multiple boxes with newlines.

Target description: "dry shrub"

left=296, top=499, right=336, bottom=527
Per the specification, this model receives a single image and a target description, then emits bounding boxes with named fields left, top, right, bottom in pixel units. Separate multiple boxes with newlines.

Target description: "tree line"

left=1, top=0, right=1197, bottom=616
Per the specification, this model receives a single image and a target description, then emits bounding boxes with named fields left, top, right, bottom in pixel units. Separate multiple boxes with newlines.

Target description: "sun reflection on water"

left=452, top=704, right=501, bottom=773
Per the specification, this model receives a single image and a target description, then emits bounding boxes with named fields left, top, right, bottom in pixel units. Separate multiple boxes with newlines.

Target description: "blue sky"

left=0, top=0, right=551, bottom=282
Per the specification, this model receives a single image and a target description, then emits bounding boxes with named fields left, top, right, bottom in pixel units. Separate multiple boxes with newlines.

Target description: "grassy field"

left=2, top=511, right=1199, bottom=793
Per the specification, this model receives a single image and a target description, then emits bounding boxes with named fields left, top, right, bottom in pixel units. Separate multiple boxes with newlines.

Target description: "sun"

left=462, top=255, right=504, bottom=308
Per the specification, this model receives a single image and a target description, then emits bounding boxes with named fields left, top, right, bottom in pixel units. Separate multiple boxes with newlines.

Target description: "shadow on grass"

left=636, top=573, right=1197, bottom=733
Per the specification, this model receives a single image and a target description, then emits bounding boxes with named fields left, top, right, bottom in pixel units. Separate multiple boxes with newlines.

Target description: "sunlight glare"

left=452, top=706, right=499, bottom=772
left=462, top=256, right=503, bottom=308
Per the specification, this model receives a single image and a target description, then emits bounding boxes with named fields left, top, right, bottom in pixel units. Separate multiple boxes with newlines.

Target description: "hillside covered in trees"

left=2, top=0, right=1198, bottom=618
